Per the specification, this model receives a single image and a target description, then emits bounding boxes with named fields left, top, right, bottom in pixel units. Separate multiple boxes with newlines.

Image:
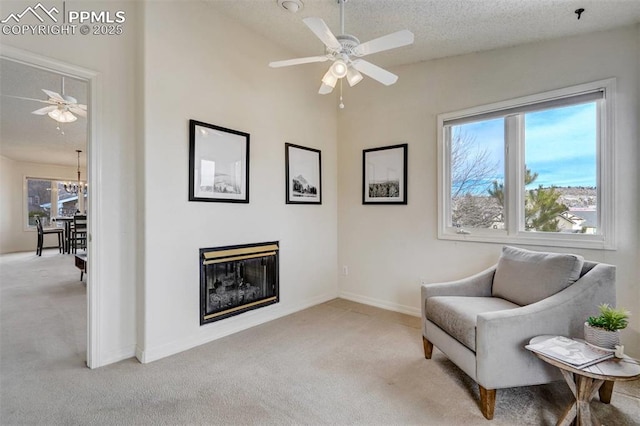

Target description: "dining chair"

left=35, top=217, right=64, bottom=256
left=71, top=215, right=87, bottom=253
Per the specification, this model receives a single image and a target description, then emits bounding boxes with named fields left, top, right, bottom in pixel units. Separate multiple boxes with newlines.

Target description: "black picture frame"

left=362, top=143, right=408, bottom=205
left=285, top=143, right=322, bottom=205
left=189, top=120, right=250, bottom=203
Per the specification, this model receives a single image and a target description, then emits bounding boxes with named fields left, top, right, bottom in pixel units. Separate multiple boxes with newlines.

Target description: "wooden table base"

left=557, top=370, right=604, bottom=426
left=528, top=336, right=640, bottom=426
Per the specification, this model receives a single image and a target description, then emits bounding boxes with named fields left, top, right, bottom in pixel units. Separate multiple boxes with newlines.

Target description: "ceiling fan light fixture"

left=318, top=83, right=334, bottom=95
left=321, top=69, right=338, bottom=88
left=346, top=67, right=363, bottom=87
left=330, top=60, right=348, bottom=78
left=48, top=108, right=77, bottom=123
left=47, top=108, right=61, bottom=121
left=61, top=111, right=77, bottom=123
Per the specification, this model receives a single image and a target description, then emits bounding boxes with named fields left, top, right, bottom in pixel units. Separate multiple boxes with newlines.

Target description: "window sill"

left=438, top=230, right=615, bottom=251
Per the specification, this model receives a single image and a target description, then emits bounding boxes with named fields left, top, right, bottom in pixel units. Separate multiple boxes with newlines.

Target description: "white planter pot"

left=584, top=322, right=620, bottom=349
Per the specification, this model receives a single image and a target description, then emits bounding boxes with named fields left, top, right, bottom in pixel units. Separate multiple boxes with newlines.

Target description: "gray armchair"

left=421, top=246, right=616, bottom=419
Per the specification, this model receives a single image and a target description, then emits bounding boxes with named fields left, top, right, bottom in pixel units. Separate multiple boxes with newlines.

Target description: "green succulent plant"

left=587, top=304, right=630, bottom=332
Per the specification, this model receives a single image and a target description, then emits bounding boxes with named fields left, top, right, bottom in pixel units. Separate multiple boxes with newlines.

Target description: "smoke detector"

left=278, top=0, right=303, bottom=13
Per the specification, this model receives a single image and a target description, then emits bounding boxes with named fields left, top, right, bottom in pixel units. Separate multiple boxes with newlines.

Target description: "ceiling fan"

left=6, top=76, right=87, bottom=123
left=269, top=0, right=414, bottom=95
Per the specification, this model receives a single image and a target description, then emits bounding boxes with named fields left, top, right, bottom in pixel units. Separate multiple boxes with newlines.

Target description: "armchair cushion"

left=492, top=246, right=584, bottom=306
left=426, top=296, right=520, bottom=351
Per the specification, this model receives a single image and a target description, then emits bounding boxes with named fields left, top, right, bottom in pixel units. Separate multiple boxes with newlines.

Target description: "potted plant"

left=584, top=304, right=630, bottom=349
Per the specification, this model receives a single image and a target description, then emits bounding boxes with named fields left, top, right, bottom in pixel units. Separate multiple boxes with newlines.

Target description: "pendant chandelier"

left=64, top=149, right=88, bottom=195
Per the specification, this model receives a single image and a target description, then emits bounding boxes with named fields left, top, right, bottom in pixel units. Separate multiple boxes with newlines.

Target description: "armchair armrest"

left=421, top=265, right=496, bottom=321
left=421, top=265, right=495, bottom=300
left=475, top=263, right=615, bottom=389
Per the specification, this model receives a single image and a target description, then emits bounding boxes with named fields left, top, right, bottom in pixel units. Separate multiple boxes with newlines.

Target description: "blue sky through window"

left=525, top=102, right=596, bottom=188
left=452, top=102, right=597, bottom=194
left=451, top=118, right=504, bottom=196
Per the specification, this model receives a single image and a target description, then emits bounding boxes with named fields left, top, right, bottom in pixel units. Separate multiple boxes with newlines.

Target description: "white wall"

left=0, top=156, right=85, bottom=253
left=1, top=1, right=139, bottom=366
left=138, top=2, right=338, bottom=362
left=338, top=26, right=640, bottom=356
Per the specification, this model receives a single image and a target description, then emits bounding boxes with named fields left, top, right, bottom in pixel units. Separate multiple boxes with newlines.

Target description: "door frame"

left=1, top=45, right=103, bottom=368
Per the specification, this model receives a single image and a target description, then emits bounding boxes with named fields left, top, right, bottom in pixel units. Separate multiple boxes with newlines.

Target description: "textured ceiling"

left=209, top=0, right=640, bottom=68
left=0, top=59, right=87, bottom=168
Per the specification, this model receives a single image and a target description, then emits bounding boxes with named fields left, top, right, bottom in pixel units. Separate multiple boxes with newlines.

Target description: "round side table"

left=528, top=335, right=640, bottom=426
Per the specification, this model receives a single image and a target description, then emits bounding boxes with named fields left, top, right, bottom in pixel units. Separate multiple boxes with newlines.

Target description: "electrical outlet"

left=419, top=278, right=428, bottom=285
left=342, top=265, right=349, bottom=276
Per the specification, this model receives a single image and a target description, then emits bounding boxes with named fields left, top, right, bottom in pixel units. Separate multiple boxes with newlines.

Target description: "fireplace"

left=200, top=241, right=279, bottom=325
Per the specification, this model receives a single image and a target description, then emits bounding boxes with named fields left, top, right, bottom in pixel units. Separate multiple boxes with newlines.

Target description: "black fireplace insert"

left=200, top=241, right=279, bottom=325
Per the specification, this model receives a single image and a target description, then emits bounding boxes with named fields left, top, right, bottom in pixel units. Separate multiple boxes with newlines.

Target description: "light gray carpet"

left=1, top=250, right=639, bottom=425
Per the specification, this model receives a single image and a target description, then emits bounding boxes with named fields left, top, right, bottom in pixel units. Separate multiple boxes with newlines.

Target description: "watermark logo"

left=1, top=2, right=59, bottom=24
left=1, top=2, right=125, bottom=36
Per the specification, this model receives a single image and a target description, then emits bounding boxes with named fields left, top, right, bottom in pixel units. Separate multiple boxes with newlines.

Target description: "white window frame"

left=23, top=176, right=87, bottom=231
left=23, top=176, right=58, bottom=231
left=437, top=79, right=616, bottom=250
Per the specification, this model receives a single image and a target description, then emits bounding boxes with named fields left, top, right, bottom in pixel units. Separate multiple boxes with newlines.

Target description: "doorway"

left=0, top=46, right=100, bottom=368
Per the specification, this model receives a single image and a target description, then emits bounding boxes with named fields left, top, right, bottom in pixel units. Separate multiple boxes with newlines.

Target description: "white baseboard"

left=96, top=344, right=137, bottom=368
left=138, top=292, right=338, bottom=364
left=338, top=291, right=421, bottom=317
left=135, top=345, right=144, bottom=364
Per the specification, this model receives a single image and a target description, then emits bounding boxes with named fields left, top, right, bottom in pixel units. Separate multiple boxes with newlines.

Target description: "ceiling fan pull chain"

left=339, top=79, right=345, bottom=109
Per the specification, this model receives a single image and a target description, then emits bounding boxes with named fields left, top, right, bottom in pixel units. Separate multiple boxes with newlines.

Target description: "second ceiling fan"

left=269, top=0, right=414, bottom=94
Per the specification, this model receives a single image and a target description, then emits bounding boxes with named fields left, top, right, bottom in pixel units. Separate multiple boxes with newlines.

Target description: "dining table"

left=53, top=217, right=75, bottom=254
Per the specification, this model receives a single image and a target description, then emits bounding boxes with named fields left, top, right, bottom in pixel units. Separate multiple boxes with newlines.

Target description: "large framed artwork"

left=189, top=120, right=250, bottom=203
left=285, top=143, right=322, bottom=204
left=362, top=143, right=408, bottom=205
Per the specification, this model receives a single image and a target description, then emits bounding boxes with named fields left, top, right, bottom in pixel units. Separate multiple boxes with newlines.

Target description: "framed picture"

left=285, top=143, right=322, bottom=204
left=189, top=120, right=250, bottom=203
left=362, top=143, right=407, bottom=204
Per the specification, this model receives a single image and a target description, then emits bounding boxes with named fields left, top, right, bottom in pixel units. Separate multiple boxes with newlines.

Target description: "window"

left=437, top=79, right=615, bottom=249
left=25, top=177, right=86, bottom=228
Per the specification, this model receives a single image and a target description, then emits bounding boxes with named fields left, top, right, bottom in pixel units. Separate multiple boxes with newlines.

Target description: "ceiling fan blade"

left=353, top=30, right=414, bottom=57
left=31, top=105, right=58, bottom=115
left=63, top=94, right=78, bottom=104
left=352, top=60, right=398, bottom=86
left=1, top=94, right=54, bottom=104
left=269, top=56, right=330, bottom=68
left=302, top=17, right=341, bottom=50
left=42, top=89, right=65, bottom=102
left=69, top=106, right=87, bottom=117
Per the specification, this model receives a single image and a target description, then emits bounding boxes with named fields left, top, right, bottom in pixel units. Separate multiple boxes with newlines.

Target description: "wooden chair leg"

left=479, top=386, right=496, bottom=420
left=423, top=336, right=433, bottom=359
left=36, top=234, right=43, bottom=256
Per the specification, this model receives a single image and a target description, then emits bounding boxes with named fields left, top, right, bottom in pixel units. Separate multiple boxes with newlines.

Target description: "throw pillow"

left=492, top=245, right=584, bottom=306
